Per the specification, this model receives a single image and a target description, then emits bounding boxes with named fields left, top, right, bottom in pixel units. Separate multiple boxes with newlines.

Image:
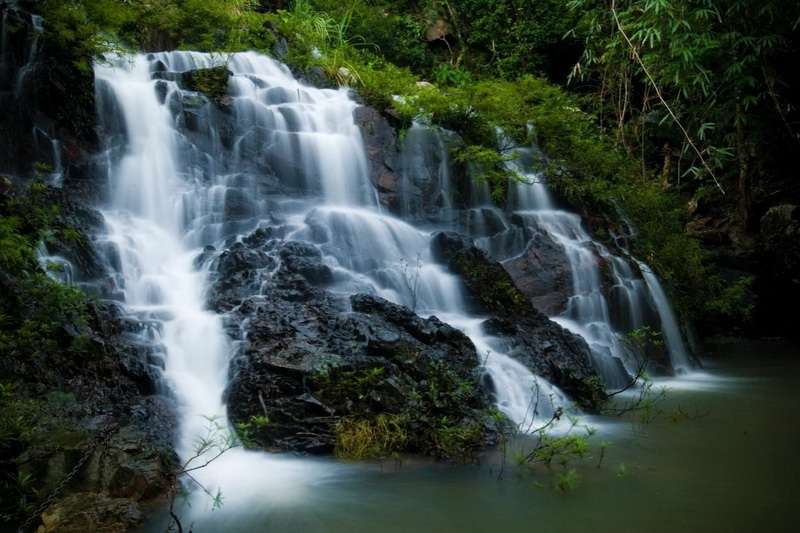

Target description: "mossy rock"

left=181, top=66, right=233, bottom=107
left=431, top=231, right=531, bottom=317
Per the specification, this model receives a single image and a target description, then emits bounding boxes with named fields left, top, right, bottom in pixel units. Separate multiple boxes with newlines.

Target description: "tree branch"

left=610, top=0, right=725, bottom=194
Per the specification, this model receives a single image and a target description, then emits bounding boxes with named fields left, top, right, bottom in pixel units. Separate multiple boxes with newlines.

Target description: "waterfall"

left=92, top=50, right=567, bottom=515
left=511, top=191, right=634, bottom=387
left=503, top=151, right=693, bottom=378
left=398, top=121, right=454, bottom=220
left=13, top=12, right=41, bottom=97
left=636, top=261, right=693, bottom=372
left=95, top=55, right=230, bottom=457
left=389, top=123, right=693, bottom=382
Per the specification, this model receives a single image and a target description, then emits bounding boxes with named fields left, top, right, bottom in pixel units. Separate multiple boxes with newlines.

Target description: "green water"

left=149, top=340, right=799, bottom=533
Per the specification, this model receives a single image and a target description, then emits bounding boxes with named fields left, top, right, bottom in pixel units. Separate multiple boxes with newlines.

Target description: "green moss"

left=451, top=253, right=529, bottom=316
left=312, top=366, right=386, bottom=408
left=0, top=184, right=94, bottom=374
left=183, top=66, right=232, bottom=104
left=430, top=419, right=484, bottom=460
left=42, top=0, right=277, bottom=55
left=575, top=375, right=607, bottom=410
left=235, top=414, right=270, bottom=449
left=311, top=358, right=503, bottom=461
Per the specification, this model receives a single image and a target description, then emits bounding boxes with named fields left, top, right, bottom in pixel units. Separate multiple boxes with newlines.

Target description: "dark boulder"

left=226, top=290, right=495, bottom=456
left=221, top=228, right=497, bottom=457
left=37, top=492, right=144, bottom=533
left=278, top=241, right=333, bottom=285
left=222, top=188, right=256, bottom=220
left=430, top=231, right=474, bottom=265
left=502, top=231, right=571, bottom=315
left=430, top=231, right=530, bottom=317
left=463, top=207, right=508, bottom=238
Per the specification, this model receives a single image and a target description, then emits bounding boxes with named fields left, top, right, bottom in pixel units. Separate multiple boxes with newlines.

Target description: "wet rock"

left=221, top=228, right=495, bottom=455
left=354, top=106, right=400, bottom=209
left=5, top=294, right=178, bottom=532
left=217, top=242, right=273, bottom=277
left=223, top=188, right=257, bottom=220
left=180, top=66, right=233, bottom=108
left=209, top=242, right=276, bottom=312
left=430, top=231, right=474, bottom=264
left=463, top=207, right=507, bottom=237
left=273, top=37, right=289, bottom=60
left=226, top=291, right=494, bottom=454
left=278, top=241, right=333, bottom=285
left=194, top=245, right=216, bottom=269
left=431, top=231, right=530, bottom=317
left=301, top=66, right=334, bottom=89
left=503, top=231, right=571, bottom=315
left=37, top=492, right=143, bottom=533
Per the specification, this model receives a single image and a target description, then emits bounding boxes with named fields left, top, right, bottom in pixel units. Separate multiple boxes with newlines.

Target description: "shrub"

left=335, top=414, right=409, bottom=459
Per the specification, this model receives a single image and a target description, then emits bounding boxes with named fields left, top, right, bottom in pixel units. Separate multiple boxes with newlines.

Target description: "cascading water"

left=510, top=190, right=633, bottom=386
left=93, top=53, right=343, bottom=518
left=502, top=149, right=693, bottom=381
left=93, top=50, right=568, bottom=520
left=635, top=260, right=693, bottom=372
left=399, top=124, right=693, bottom=383
left=95, top=54, right=231, bottom=457
left=397, top=121, right=454, bottom=220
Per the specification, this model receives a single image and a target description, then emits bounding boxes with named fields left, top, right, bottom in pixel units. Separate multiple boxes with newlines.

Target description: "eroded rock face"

left=353, top=106, right=401, bottom=210
left=219, top=228, right=497, bottom=455
left=430, top=231, right=605, bottom=407
left=502, top=231, right=571, bottom=315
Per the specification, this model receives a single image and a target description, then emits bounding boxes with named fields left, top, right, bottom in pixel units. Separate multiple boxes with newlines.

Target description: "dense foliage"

left=568, top=0, right=800, bottom=227
left=0, top=182, right=95, bottom=522
left=30, top=1, right=799, bottom=330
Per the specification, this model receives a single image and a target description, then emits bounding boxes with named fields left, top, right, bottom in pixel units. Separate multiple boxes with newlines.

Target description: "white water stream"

left=93, top=51, right=572, bottom=515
